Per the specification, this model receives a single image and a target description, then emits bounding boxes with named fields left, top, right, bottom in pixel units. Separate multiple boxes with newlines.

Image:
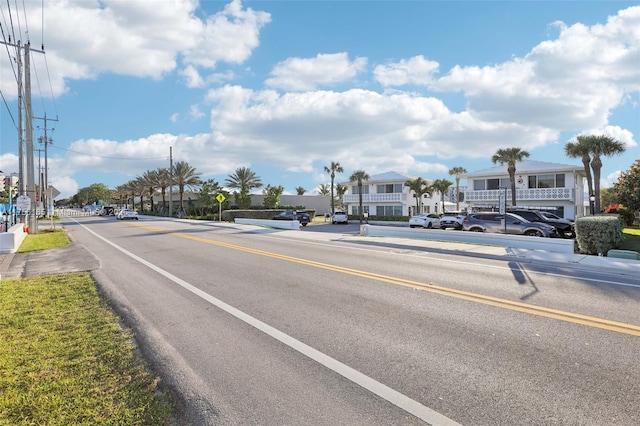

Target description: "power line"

left=51, top=144, right=169, bottom=161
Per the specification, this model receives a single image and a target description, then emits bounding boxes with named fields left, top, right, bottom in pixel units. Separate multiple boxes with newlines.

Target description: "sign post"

left=216, top=193, right=226, bottom=222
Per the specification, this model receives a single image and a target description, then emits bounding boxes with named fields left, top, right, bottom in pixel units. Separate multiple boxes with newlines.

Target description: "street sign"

left=216, top=193, right=226, bottom=203
left=48, top=185, right=60, bottom=198
left=216, top=193, right=226, bottom=222
left=16, top=195, right=31, bottom=212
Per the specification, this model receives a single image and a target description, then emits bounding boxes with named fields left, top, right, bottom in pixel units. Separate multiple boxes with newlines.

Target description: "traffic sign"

left=216, top=193, right=226, bottom=203
left=16, top=195, right=31, bottom=212
left=48, top=185, right=61, bottom=198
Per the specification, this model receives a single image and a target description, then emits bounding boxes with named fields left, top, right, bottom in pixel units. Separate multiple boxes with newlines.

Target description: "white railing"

left=343, top=193, right=408, bottom=203
left=464, top=188, right=574, bottom=202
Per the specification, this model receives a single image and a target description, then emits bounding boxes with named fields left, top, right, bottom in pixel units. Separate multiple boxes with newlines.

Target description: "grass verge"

left=2, top=228, right=175, bottom=425
left=17, top=228, right=70, bottom=253
left=0, top=273, right=174, bottom=425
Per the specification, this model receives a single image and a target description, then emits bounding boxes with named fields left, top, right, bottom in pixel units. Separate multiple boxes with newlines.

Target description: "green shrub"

left=575, top=215, right=623, bottom=255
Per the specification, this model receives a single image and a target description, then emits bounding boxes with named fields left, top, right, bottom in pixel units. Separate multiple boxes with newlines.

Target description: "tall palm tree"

left=225, top=167, right=263, bottom=209
left=140, top=169, right=160, bottom=213
left=317, top=184, right=331, bottom=196
left=491, top=147, right=530, bottom=207
left=404, top=177, right=432, bottom=215
left=173, top=161, right=202, bottom=213
left=431, top=178, right=453, bottom=214
left=448, top=166, right=467, bottom=211
left=565, top=138, right=595, bottom=208
left=349, top=170, right=370, bottom=224
left=295, top=186, right=306, bottom=195
left=335, top=183, right=348, bottom=211
left=156, top=167, right=171, bottom=214
left=324, top=161, right=344, bottom=216
left=582, top=135, right=626, bottom=213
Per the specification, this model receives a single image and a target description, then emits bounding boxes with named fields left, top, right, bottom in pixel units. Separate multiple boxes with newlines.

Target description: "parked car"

left=462, top=212, right=558, bottom=237
left=332, top=211, right=348, bottom=224
left=439, top=211, right=466, bottom=230
left=409, top=213, right=441, bottom=229
left=507, top=209, right=575, bottom=238
left=272, top=210, right=310, bottom=226
left=117, top=209, right=139, bottom=220
left=99, top=206, right=115, bottom=216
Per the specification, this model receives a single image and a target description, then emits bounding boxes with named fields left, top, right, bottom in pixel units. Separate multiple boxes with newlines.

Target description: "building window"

left=487, top=179, right=500, bottom=190
left=528, top=174, right=566, bottom=188
left=376, top=205, right=403, bottom=216
left=377, top=184, right=403, bottom=193
left=473, top=180, right=486, bottom=190
left=352, top=205, right=370, bottom=216
left=351, top=185, right=369, bottom=195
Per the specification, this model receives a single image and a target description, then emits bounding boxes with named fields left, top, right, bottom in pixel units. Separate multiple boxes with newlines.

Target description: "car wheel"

left=470, top=227, right=483, bottom=232
left=426, top=222, right=432, bottom=229
left=301, top=223, right=307, bottom=226
left=525, top=230, right=543, bottom=237
left=135, top=217, right=139, bottom=220
left=409, top=225, right=415, bottom=228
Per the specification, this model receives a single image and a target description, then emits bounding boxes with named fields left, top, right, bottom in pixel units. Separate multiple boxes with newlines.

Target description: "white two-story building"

left=342, top=171, right=446, bottom=217
left=461, top=160, right=587, bottom=220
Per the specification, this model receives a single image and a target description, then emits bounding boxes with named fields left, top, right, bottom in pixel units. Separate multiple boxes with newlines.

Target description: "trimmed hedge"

left=575, top=214, right=624, bottom=255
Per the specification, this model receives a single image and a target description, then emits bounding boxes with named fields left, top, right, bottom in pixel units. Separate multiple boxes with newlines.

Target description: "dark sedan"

left=272, top=210, right=311, bottom=226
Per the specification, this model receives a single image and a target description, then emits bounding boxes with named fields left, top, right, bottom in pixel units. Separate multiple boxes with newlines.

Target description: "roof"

left=462, top=160, right=586, bottom=178
left=341, top=171, right=415, bottom=185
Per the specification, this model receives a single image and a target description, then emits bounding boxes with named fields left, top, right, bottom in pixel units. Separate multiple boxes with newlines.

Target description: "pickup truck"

left=272, top=210, right=311, bottom=226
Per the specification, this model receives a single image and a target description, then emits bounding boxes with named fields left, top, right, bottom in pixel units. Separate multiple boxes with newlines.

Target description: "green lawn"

left=1, top=229, right=176, bottom=425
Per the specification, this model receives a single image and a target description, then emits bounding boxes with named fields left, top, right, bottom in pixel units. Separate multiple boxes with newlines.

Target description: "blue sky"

left=1, top=0, right=639, bottom=200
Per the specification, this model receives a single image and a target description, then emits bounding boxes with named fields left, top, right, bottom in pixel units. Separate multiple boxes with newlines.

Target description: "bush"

left=575, top=215, right=623, bottom=255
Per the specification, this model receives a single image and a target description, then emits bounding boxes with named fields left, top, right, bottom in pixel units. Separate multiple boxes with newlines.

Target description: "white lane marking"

left=77, top=221, right=461, bottom=426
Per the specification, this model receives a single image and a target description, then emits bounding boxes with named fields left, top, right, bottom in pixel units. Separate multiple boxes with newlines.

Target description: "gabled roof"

left=342, top=171, right=415, bottom=185
left=462, top=160, right=585, bottom=178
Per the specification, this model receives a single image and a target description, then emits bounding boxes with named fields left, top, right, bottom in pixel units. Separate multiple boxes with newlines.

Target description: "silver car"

left=462, top=212, right=558, bottom=237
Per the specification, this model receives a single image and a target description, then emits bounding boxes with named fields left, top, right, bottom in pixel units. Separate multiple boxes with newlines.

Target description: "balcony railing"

left=343, top=193, right=408, bottom=203
left=464, top=188, right=574, bottom=202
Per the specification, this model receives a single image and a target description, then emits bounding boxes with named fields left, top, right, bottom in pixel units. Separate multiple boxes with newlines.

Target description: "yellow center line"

left=131, top=223, right=640, bottom=337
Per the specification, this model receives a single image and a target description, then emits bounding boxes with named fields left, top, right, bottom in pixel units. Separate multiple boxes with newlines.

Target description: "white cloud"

left=373, top=55, right=440, bottom=87
left=0, top=0, right=270, bottom=98
left=433, top=6, right=640, bottom=131
left=265, top=52, right=367, bottom=91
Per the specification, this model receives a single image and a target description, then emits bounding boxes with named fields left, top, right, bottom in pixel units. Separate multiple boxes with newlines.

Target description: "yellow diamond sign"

left=216, top=193, right=226, bottom=203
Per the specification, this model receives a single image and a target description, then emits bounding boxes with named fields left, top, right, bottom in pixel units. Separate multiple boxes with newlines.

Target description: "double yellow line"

left=134, top=223, right=640, bottom=337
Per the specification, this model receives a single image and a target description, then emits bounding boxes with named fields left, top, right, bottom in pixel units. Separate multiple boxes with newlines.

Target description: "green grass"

left=17, top=229, right=70, bottom=253
left=619, top=226, right=640, bottom=253
left=0, top=273, right=175, bottom=425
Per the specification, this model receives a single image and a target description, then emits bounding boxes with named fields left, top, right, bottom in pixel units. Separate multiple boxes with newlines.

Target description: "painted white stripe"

left=77, top=221, right=461, bottom=425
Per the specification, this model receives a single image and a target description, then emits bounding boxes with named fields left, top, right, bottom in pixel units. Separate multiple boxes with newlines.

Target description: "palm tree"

left=565, top=138, right=595, bottom=208
left=491, top=147, right=530, bottom=207
left=225, top=167, right=263, bottom=209
left=582, top=135, right=626, bottom=213
left=431, top=178, right=453, bottom=214
left=156, top=167, right=171, bottom=214
left=295, top=186, right=306, bottom=195
left=349, top=170, right=370, bottom=223
left=173, top=161, right=202, bottom=214
left=448, top=166, right=467, bottom=211
left=335, top=183, right=348, bottom=211
left=140, top=169, right=160, bottom=213
left=324, top=161, right=344, bottom=216
left=404, top=177, right=432, bottom=215
left=317, top=184, right=331, bottom=196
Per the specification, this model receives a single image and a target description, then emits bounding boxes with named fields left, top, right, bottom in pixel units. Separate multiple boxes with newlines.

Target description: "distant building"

left=341, top=171, right=448, bottom=217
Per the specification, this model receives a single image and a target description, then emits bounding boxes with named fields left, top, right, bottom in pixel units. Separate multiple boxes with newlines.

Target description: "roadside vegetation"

left=1, top=230, right=175, bottom=425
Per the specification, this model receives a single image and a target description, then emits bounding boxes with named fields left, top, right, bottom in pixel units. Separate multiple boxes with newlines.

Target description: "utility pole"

left=169, top=146, right=173, bottom=217
left=36, top=113, right=58, bottom=217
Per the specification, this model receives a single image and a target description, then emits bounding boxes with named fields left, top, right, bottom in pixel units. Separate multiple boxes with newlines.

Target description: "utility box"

left=607, top=249, right=640, bottom=260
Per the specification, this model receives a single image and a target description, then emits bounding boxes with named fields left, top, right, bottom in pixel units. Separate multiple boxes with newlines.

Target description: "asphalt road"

left=57, top=215, right=640, bottom=425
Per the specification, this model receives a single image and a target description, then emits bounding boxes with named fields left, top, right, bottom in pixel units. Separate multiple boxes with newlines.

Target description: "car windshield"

left=541, top=212, right=560, bottom=220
